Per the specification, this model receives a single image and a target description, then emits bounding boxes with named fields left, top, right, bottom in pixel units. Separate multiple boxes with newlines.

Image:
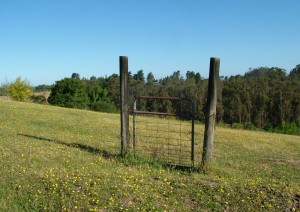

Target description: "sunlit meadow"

left=0, top=99, right=299, bottom=211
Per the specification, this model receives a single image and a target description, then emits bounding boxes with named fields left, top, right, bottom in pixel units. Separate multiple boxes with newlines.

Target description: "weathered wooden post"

left=201, top=57, right=220, bottom=172
left=120, top=56, right=130, bottom=156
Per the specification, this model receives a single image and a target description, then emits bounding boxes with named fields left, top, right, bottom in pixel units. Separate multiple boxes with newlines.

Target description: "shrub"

left=0, top=86, right=7, bottom=96
left=6, top=77, right=33, bottom=101
left=90, top=101, right=118, bottom=113
left=231, top=123, right=244, bottom=129
left=280, top=122, right=300, bottom=135
left=266, top=122, right=300, bottom=136
left=48, top=78, right=89, bottom=109
left=244, top=122, right=256, bottom=130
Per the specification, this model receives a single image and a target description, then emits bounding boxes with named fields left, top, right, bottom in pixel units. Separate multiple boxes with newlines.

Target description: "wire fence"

left=133, top=96, right=200, bottom=168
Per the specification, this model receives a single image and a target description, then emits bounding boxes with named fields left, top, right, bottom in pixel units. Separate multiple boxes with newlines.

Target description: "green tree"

left=289, top=64, right=300, bottom=80
left=86, top=78, right=107, bottom=103
left=146, top=72, right=155, bottom=84
left=6, top=77, right=33, bottom=101
left=133, top=70, right=145, bottom=82
left=48, top=78, right=89, bottom=109
left=71, top=73, right=80, bottom=79
left=222, top=76, right=244, bottom=124
left=34, top=84, right=52, bottom=92
left=105, top=74, right=120, bottom=109
left=245, top=67, right=286, bottom=80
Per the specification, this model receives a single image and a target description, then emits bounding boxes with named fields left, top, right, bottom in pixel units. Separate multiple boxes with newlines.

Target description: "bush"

left=0, top=86, right=7, bottom=96
left=6, top=77, right=33, bottom=101
left=266, top=122, right=300, bottom=136
left=244, top=122, right=256, bottom=130
left=280, top=122, right=300, bottom=135
left=231, top=123, right=244, bottom=129
left=90, top=101, right=118, bottom=113
left=48, top=78, right=89, bottom=109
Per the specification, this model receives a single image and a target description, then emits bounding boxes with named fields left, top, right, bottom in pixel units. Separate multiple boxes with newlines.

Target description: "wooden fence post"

left=201, top=57, right=220, bottom=172
left=120, top=56, right=130, bottom=156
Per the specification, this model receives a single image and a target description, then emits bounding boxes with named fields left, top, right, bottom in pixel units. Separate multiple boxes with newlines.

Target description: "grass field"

left=0, top=99, right=299, bottom=211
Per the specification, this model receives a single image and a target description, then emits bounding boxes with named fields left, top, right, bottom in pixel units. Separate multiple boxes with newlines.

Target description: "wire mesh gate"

left=133, top=96, right=196, bottom=168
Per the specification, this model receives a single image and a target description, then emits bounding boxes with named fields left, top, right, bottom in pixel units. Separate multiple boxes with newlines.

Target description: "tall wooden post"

left=120, top=56, right=130, bottom=156
left=201, top=57, right=220, bottom=172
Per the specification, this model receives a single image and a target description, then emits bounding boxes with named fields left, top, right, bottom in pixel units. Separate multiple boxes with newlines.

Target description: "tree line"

left=2, top=64, right=300, bottom=134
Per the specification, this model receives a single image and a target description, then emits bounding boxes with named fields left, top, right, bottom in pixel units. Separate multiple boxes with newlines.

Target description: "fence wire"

left=133, top=97, right=200, bottom=168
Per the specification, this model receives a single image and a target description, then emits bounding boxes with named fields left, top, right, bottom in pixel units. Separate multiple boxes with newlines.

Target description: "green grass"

left=0, top=99, right=299, bottom=211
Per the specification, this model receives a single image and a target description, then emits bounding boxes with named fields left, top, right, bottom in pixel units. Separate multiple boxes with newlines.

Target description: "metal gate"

left=133, top=96, right=195, bottom=168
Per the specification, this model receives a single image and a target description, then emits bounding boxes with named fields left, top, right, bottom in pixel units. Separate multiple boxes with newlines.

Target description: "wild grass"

left=0, top=99, right=299, bottom=211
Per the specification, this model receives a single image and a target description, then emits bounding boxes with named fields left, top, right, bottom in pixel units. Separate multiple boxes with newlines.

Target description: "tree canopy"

left=48, top=77, right=89, bottom=109
left=40, top=64, right=300, bottom=134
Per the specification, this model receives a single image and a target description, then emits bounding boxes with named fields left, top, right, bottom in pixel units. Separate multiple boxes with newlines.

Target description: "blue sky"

left=1, top=0, right=299, bottom=86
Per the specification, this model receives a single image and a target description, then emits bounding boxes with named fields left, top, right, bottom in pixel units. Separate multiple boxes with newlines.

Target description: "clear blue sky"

left=1, top=0, right=299, bottom=86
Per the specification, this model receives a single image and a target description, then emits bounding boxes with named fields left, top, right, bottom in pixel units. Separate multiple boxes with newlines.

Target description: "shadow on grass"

left=163, top=163, right=197, bottom=172
left=18, top=133, right=196, bottom=172
left=18, top=133, right=117, bottom=159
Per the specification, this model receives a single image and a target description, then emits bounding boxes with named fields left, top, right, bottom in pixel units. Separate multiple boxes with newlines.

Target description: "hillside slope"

left=0, top=99, right=299, bottom=211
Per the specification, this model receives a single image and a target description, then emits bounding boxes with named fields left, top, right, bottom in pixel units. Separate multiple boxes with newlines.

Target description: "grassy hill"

left=0, top=99, right=299, bottom=211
